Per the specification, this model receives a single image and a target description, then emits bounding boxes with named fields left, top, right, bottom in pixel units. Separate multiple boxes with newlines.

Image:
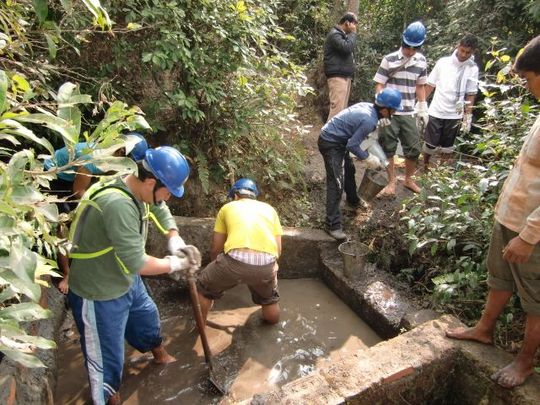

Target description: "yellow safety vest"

left=68, top=181, right=144, bottom=274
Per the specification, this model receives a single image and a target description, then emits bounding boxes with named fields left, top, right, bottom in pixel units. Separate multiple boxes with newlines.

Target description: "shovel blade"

left=207, top=359, right=228, bottom=395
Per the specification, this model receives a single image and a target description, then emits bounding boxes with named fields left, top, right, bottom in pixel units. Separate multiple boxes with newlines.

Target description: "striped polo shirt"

left=373, top=49, right=428, bottom=115
left=495, top=113, right=540, bottom=245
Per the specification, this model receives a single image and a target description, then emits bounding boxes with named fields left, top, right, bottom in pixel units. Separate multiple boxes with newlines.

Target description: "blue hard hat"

left=402, top=21, right=426, bottom=47
left=125, top=132, right=148, bottom=161
left=375, top=88, right=403, bottom=111
left=228, top=178, right=259, bottom=199
left=144, top=146, right=190, bottom=198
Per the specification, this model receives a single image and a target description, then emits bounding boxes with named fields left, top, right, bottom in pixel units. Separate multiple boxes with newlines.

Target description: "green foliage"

left=0, top=1, right=146, bottom=369
left=275, top=0, right=332, bottom=64
left=66, top=0, right=311, bottom=201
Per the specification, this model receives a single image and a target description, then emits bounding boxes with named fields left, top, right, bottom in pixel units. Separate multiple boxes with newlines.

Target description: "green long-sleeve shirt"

left=69, top=178, right=177, bottom=300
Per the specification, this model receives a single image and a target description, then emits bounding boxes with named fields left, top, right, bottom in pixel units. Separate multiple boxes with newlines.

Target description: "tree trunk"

left=347, top=0, right=359, bottom=15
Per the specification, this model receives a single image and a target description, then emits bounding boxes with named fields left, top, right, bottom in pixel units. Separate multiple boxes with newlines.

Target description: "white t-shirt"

left=427, top=50, right=479, bottom=119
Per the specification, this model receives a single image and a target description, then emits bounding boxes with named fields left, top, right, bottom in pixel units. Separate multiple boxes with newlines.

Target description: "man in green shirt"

left=67, top=146, right=199, bottom=405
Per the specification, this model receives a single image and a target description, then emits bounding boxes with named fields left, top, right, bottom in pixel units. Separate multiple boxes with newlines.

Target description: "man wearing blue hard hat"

left=45, top=132, right=150, bottom=294
left=374, top=21, right=429, bottom=196
left=66, top=146, right=200, bottom=405
left=196, top=178, right=283, bottom=325
left=318, top=88, right=402, bottom=240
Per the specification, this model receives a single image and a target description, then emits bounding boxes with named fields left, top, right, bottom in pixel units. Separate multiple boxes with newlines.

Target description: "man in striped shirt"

left=373, top=21, right=428, bottom=196
left=447, top=35, right=540, bottom=389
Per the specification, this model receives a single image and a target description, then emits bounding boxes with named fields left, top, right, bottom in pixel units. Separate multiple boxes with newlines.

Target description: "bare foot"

left=107, top=392, right=121, bottom=405
left=490, top=360, right=534, bottom=388
left=151, top=345, right=176, bottom=364
left=403, top=179, right=421, bottom=193
left=445, top=326, right=493, bottom=345
left=377, top=181, right=396, bottom=198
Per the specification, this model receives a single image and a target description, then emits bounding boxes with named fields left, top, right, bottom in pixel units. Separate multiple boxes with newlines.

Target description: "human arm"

left=326, top=28, right=357, bottom=55
left=275, top=235, right=282, bottom=257
left=150, top=201, right=178, bottom=236
left=72, top=166, right=93, bottom=199
left=139, top=256, right=176, bottom=276
left=210, top=232, right=227, bottom=261
left=57, top=253, right=70, bottom=294
left=464, top=94, right=476, bottom=114
left=346, top=120, right=375, bottom=160
left=373, top=57, right=389, bottom=89
left=424, top=84, right=435, bottom=100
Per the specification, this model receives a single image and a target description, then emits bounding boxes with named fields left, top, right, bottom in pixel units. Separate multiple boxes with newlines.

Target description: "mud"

left=54, top=278, right=381, bottom=404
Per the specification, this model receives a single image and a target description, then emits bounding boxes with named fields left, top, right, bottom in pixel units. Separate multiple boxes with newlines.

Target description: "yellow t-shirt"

left=214, top=198, right=283, bottom=257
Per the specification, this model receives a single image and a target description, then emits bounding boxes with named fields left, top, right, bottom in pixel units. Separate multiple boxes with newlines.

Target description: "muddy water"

left=55, top=278, right=381, bottom=404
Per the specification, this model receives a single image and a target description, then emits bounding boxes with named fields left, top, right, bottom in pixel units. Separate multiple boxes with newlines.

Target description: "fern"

left=195, top=147, right=210, bottom=194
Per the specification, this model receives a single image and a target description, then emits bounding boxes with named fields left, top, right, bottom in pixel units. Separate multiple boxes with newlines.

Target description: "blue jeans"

left=68, top=275, right=162, bottom=404
left=318, top=137, right=359, bottom=230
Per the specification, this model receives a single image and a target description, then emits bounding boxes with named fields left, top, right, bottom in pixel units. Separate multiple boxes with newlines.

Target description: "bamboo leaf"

left=14, top=114, right=78, bottom=145
left=0, top=302, right=51, bottom=322
left=32, top=0, right=49, bottom=23
left=0, top=347, right=45, bottom=368
left=44, top=33, right=57, bottom=59
left=0, top=70, right=8, bottom=114
left=0, top=118, right=54, bottom=154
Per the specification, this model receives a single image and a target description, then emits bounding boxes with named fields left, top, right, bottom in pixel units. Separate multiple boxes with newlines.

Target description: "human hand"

left=363, top=154, right=383, bottom=169
left=178, top=245, right=201, bottom=267
left=377, top=118, right=391, bottom=128
left=58, top=277, right=69, bottom=295
left=502, top=236, right=534, bottom=264
left=167, top=255, right=191, bottom=274
left=461, top=113, right=473, bottom=133
left=167, top=235, right=186, bottom=255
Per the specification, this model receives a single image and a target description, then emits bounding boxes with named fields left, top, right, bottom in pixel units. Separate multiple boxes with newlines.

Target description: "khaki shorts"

left=487, top=221, right=540, bottom=315
left=197, top=253, right=280, bottom=306
left=379, top=114, right=421, bottom=159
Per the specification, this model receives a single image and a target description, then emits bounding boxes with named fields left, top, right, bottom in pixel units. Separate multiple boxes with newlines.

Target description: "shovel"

left=186, top=270, right=228, bottom=395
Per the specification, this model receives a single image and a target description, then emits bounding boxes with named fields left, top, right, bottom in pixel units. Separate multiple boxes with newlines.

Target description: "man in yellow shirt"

left=196, top=178, right=283, bottom=324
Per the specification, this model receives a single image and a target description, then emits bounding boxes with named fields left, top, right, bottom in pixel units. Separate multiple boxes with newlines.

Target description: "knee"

left=262, top=303, right=280, bottom=324
left=263, top=313, right=280, bottom=325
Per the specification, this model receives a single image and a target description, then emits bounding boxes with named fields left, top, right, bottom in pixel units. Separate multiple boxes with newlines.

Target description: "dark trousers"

left=318, top=137, right=359, bottom=230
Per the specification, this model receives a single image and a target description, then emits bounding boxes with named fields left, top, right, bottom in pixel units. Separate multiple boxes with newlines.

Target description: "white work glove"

left=177, top=245, right=202, bottom=267
left=415, top=101, right=429, bottom=130
left=167, top=255, right=191, bottom=274
left=362, top=153, right=383, bottom=170
left=377, top=118, right=392, bottom=128
left=461, top=113, right=473, bottom=133
left=168, top=235, right=186, bottom=254
left=359, top=130, right=379, bottom=151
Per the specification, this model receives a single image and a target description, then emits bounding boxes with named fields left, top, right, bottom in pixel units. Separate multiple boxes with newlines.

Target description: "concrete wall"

left=3, top=216, right=540, bottom=404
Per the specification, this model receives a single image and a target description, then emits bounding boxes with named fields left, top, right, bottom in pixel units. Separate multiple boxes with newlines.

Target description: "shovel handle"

left=187, top=273, right=214, bottom=368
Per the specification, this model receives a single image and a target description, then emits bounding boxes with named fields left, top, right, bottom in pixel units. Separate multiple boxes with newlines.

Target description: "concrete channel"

left=1, top=216, right=539, bottom=404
